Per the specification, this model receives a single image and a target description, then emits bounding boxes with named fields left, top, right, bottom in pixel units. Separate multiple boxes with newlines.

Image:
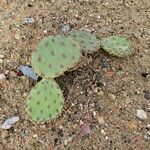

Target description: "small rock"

left=136, top=109, right=148, bottom=120
left=105, top=136, right=109, bottom=140
left=43, top=29, right=47, bottom=33
left=24, top=18, right=34, bottom=24
left=0, top=59, right=3, bottom=63
left=108, top=93, right=116, bottom=100
left=0, top=116, right=19, bottom=129
left=18, top=65, right=37, bottom=81
left=98, top=90, right=104, bottom=96
left=93, top=111, right=96, bottom=116
left=101, top=129, right=106, bottom=135
left=144, top=134, right=150, bottom=141
left=0, top=74, right=6, bottom=80
left=81, top=123, right=91, bottom=136
left=79, top=120, right=84, bottom=125
left=101, top=58, right=110, bottom=68
left=0, top=54, right=4, bottom=58
left=19, top=130, right=28, bottom=137
left=61, top=23, right=71, bottom=34
left=3, top=12, right=12, bottom=19
left=97, top=16, right=101, bottom=19
left=93, top=87, right=104, bottom=96
left=143, top=90, right=150, bottom=100
left=33, top=134, right=38, bottom=138
left=97, top=116, right=105, bottom=124
left=14, top=34, right=21, bottom=40
left=105, top=71, right=114, bottom=77
left=126, top=121, right=138, bottom=130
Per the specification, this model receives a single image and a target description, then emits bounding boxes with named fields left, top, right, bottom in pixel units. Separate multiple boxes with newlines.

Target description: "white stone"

left=0, top=116, right=19, bottom=129
left=137, top=109, right=148, bottom=120
left=93, top=111, right=96, bottom=116
left=0, top=54, right=4, bottom=58
left=0, top=73, right=6, bottom=80
left=0, top=59, right=3, bottom=63
left=15, top=34, right=21, bottom=40
left=101, top=129, right=106, bottom=135
left=43, top=30, right=47, bottom=33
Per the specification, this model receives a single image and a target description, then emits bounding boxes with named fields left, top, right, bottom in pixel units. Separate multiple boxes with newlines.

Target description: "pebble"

left=43, top=29, right=47, bottom=33
left=0, top=73, right=6, bottom=80
left=93, top=111, right=96, bottom=116
left=136, top=109, right=148, bottom=120
left=0, top=116, right=19, bottom=129
left=24, top=18, right=34, bottom=24
left=144, top=134, right=150, bottom=141
left=19, top=130, right=28, bottom=137
left=101, top=129, right=106, bottom=135
left=143, top=90, right=150, bottom=100
left=0, top=59, right=3, bottom=63
left=105, top=136, right=109, bottom=140
left=98, top=90, right=104, bottom=96
left=3, top=12, right=12, bottom=19
left=61, top=23, right=71, bottom=34
left=126, top=121, right=138, bottom=130
left=33, top=134, right=38, bottom=138
left=97, top=116, right=105, bottom=124
left=81, top=123, right=91, bottom=136
left=97, top=16, right=101, bottom=19
left=0, top=54, right=4, bottom=58
left=18, top=65, right=37, bottom=81
left=101, top=58, right=110, bottom=68
left=14, top=34, right=21, bottom=40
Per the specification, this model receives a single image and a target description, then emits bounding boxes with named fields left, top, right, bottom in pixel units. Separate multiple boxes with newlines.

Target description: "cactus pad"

left=101, top=36, right=132, bottom=57
left=31, top=35, right=81, bottom=78
left=26, top=79, right=64, bottom=121
left=69, top=30, right=100, bottom=53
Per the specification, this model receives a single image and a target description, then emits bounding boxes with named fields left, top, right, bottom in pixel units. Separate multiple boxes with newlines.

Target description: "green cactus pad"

left=31, top=35, right=81, bottom=78
left=26, top=79, right=64, bottom=121
left=69, top=30, right=100, bottom=53
left=101, top=36, right=132, bottom=57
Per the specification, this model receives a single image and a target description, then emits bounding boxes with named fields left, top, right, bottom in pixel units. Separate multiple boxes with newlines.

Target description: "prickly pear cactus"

left=26, top=79, right=64, bottom=121
left=101, top=36, right=132, bottom=57
left=31, top=35, right=81, bottom=78
left=69, top=30, right=100, bottom=53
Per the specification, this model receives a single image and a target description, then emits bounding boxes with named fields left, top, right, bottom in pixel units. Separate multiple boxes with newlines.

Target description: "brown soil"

left=0, top=0, right=150, bottom=150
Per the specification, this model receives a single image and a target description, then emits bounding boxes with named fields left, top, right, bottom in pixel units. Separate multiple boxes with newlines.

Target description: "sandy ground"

left=0, top=0, right=150, bottom=149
